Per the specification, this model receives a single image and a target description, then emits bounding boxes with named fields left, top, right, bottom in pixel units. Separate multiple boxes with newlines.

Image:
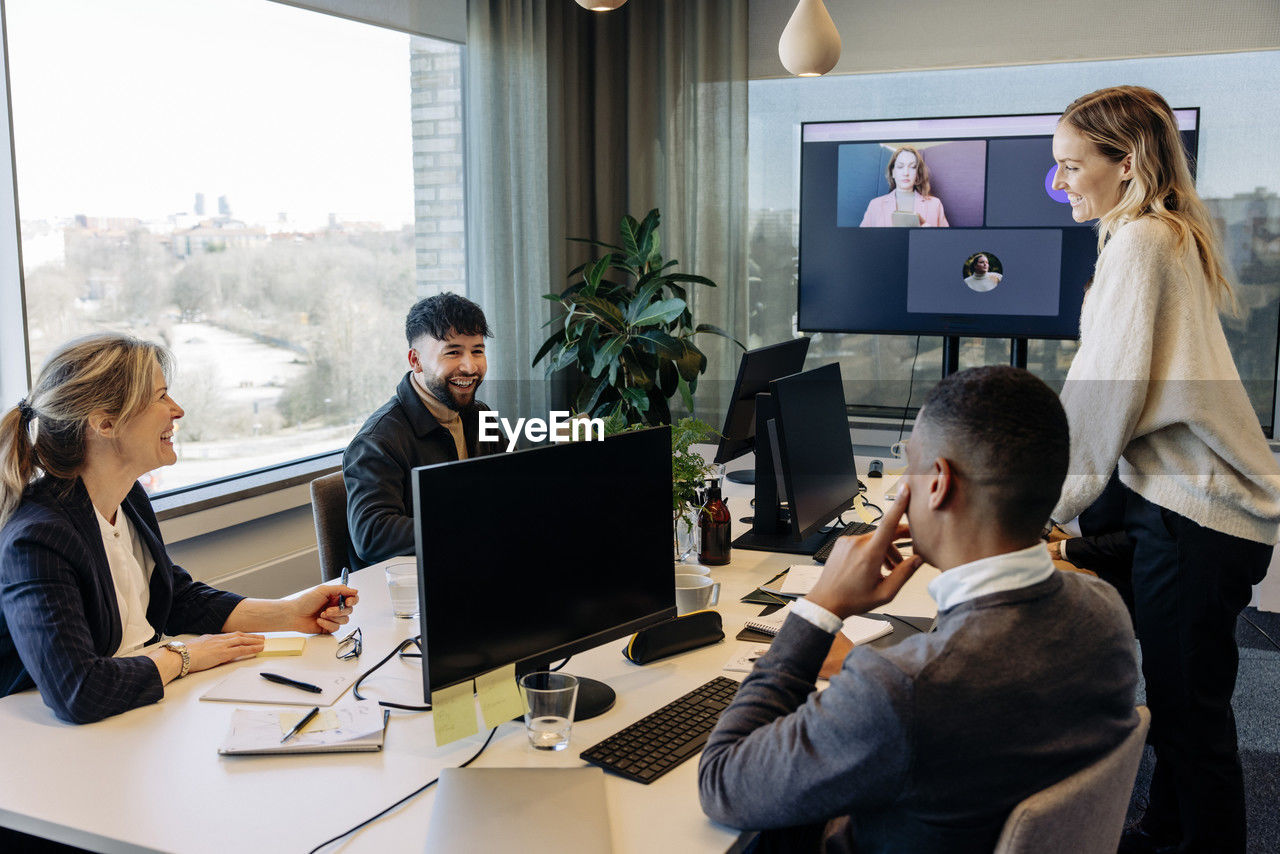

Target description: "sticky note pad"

left=476, top=664, right=524, bottom=729
left=277, top=708, right=339, bottom=735
left=257, top=637, right=306, bottom=657
left=431, top=680, right=479, bottom=747
left=853, top=497, right=877, bottom=525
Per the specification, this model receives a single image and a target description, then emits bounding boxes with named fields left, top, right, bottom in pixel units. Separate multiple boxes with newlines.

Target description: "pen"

left=338, top=567, right=349, bottom=609
left=260, top=672, right=322, bottom=693
left=281, top=706, right=320, bottom=744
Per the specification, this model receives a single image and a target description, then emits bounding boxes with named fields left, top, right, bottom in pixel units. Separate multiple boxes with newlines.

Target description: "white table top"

left=0, top=453, right=937, bottom=853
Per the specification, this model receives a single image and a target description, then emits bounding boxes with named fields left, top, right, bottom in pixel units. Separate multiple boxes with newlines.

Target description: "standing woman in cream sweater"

left=1051, top=86, right=1280, bottom=854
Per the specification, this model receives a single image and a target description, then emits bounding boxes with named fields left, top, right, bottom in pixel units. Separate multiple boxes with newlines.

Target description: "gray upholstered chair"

left=309, top=471, right=354, bottom=581
left=993, top=706, right=1151, bottom=854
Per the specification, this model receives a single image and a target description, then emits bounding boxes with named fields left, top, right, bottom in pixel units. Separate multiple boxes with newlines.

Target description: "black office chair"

left=309, top=471, right=357, bottom=581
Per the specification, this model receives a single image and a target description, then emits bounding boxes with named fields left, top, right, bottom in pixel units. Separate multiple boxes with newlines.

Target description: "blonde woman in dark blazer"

left=0, top=333, right=358, bottom=723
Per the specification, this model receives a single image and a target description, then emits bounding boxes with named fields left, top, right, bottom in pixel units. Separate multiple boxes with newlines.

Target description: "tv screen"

left=797, top=110, right=1200, bottom=339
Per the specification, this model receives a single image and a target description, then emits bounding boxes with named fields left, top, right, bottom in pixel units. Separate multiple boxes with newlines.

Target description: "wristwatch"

left=162, top=640, right=190, bottom=678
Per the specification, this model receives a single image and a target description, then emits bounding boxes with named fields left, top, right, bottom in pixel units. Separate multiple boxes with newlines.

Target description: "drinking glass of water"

left=519, top=672, right=579, bottom=751
left=384, top=561, right=419, bottom=619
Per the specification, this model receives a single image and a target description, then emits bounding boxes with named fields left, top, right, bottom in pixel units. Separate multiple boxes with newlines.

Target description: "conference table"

left=0, top=457, right=939, bottom=853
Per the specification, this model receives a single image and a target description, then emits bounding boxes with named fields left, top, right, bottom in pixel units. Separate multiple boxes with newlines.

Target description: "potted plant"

left=533, top=208, right=742, bottom=426
left=606, top=414, right=718, bottom=561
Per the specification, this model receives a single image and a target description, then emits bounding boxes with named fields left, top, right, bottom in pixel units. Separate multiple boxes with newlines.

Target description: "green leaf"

left=673, top=340, right=705, bottom=383
left=622, top=385, right=650, bottom=413
left=677, top=374, right=695, bottom=413
left=531, top=329, right=566, bottom=367
left=541, top=292, right=565, bottom=302
left=624, top=279, right=667, bottom=325
left=583, top=254, right=613, bottom=295
left=576, top=377, right=607, bottom=415
left=571, top=295, right=625, bottom=330
left=567, top=236, right=625, bottom=252
left=592, top=335, right=626, bottom=378
left=634, top=329, right=684, bottom=359
left=620, top=215, right=641, bottom=260
left=620, top=351, right=653, bottom=389
left=548, top=343, right=579, bottom=373
left=665, top=272, right=717, bottom=287
left=631, top=297, right=686, bottom=328
left=693, top=323, right=746, bottom=350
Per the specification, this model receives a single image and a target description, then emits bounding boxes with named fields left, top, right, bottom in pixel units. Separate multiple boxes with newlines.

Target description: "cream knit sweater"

left=1053, top=217, right=1280, bottom=545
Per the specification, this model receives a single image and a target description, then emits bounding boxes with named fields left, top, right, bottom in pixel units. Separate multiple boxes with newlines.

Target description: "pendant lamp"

left=778, top=0, right=842, bottom=77
left=575, top=0, right=627, bottom=10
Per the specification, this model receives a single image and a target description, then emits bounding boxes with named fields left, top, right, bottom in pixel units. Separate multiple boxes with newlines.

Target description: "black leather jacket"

left=342, top=374, right=501, bottom=566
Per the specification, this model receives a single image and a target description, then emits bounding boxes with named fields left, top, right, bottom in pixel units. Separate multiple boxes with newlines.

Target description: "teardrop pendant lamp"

left=575, top=0, right=627, bottom=10
left=778, top=0, right=842, bottom=77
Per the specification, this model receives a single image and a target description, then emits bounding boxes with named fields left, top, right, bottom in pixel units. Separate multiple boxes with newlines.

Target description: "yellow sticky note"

left=475, top=664, right=525, bottom=729
left=853, top=496, right=877, bottom=525
left=431, top=680, right=479, bottom=747
left=277, top=708, right=339, bottom=735
left=257, top=637, right=306, bottom=657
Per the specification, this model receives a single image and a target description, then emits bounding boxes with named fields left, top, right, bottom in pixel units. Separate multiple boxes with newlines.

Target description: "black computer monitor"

left=713, top=337, right=812, bottom=485
left=733, top=362, right=863, bottom=555
left=412, top=427, right=677, bottom=720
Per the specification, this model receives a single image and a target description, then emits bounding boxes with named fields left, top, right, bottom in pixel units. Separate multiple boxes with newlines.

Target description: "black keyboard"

left=579, top=676, right=740, bottom=784
left=812, top=520, right=878, bottom=563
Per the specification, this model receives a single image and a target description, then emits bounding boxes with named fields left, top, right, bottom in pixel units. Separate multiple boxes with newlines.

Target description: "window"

left=5, top=0, right=464, bottom=494
left=750, top=51, right=1280, bottom=435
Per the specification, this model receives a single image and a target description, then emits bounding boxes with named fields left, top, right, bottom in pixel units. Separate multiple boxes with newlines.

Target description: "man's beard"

left=423, top=372, right=480, bottom=412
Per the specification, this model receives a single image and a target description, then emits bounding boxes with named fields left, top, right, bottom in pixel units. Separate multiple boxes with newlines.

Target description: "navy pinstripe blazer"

left=0, top=477, right=242, bottom=723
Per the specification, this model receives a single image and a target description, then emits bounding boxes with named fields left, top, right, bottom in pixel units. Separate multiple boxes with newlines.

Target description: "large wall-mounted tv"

left=797, top=110, right=1200, bottom=339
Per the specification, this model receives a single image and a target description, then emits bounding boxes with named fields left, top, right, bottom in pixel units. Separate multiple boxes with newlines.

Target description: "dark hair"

left=404, top=292, right=491, bottom=345
left=916, top=365, right=1068, bottom=540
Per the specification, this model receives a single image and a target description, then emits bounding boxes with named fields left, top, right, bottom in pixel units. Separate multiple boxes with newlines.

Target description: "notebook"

left=745, top=602, right=894, bottom=646
left=217, top=702, right=389, bottom=755
left=424, top=767, right=614, bottom=853
left=200, top=666, right=356, bottom=706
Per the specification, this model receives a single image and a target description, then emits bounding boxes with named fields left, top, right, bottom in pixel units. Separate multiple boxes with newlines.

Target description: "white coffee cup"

left=675, top=574, right=720, bottom=615
left=674, top=564, right=711, bottom=577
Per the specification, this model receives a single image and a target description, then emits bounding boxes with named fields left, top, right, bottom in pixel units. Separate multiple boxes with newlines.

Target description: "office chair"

left=993, top=706, right=1151, bottom=854
left=309, top=471, right=355, bottom=582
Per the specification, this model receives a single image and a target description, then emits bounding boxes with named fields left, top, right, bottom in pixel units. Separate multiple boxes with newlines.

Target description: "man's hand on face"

left=806, top=487, right=923, bottom=620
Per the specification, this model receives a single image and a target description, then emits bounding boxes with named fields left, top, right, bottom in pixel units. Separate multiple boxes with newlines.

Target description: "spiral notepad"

left=746, top=603, right=894, bottom=645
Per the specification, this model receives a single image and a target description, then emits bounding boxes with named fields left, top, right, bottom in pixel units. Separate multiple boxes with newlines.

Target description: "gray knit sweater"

left=698, top=571, right=1138, bottom=854
left=1053, top=216, right=1280, bottom=544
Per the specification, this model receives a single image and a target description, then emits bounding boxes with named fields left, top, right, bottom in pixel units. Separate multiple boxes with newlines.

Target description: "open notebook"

left=217, top=702, right=389, bottom=755
left=745, top=602, right=893, bottom=646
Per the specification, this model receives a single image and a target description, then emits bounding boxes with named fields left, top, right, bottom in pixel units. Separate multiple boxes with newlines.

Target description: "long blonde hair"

left=0, top=333, right=172, bottom=529
left=1060, top=85, right=1235, bottom=312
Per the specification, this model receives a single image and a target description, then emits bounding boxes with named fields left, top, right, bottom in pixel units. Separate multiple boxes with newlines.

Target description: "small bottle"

left=699, top=479, right=731, bottom=566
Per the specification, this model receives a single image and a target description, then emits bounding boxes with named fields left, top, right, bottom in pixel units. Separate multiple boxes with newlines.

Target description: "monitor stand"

left=572, top=677, right=617, bottom=721
left=725, top=469, right=754, bottom=485
left=518, top=665, right=616, bottom=721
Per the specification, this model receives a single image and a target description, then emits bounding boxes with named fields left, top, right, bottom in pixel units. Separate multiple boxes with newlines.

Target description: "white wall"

left=749, top=0, right=1280, bottom=79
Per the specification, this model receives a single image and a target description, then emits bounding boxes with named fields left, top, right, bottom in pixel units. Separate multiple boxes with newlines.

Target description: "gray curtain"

left=464, top=0, right=554, bottom=423
left=465, top=0, right=748, bottom=425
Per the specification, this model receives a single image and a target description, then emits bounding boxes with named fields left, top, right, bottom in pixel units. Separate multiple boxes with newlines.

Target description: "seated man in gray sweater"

left=699, top=365, right=1140, bottom=853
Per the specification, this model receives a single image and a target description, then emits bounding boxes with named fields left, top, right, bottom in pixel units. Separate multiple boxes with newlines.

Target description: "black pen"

left=281, top=706, right=320, bottom=744
left=260, top=672, right=322, bottom=693
left=338, top=567, right=349, bottom=609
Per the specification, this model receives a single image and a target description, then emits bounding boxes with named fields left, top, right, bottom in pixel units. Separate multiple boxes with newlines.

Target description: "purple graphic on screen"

left=1045, top=165, right=1069, bottom=203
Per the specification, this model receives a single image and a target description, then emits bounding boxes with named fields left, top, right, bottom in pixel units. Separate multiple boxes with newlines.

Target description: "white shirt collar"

left=927, top=542, right=1055, bottom=613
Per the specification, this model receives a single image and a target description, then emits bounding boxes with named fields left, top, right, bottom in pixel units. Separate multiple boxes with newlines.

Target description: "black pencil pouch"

left=623, top=610, right=724, bottom=664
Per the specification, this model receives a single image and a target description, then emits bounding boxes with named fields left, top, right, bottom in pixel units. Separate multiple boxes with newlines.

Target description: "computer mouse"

left=868, top=459, right=883, bottom=478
